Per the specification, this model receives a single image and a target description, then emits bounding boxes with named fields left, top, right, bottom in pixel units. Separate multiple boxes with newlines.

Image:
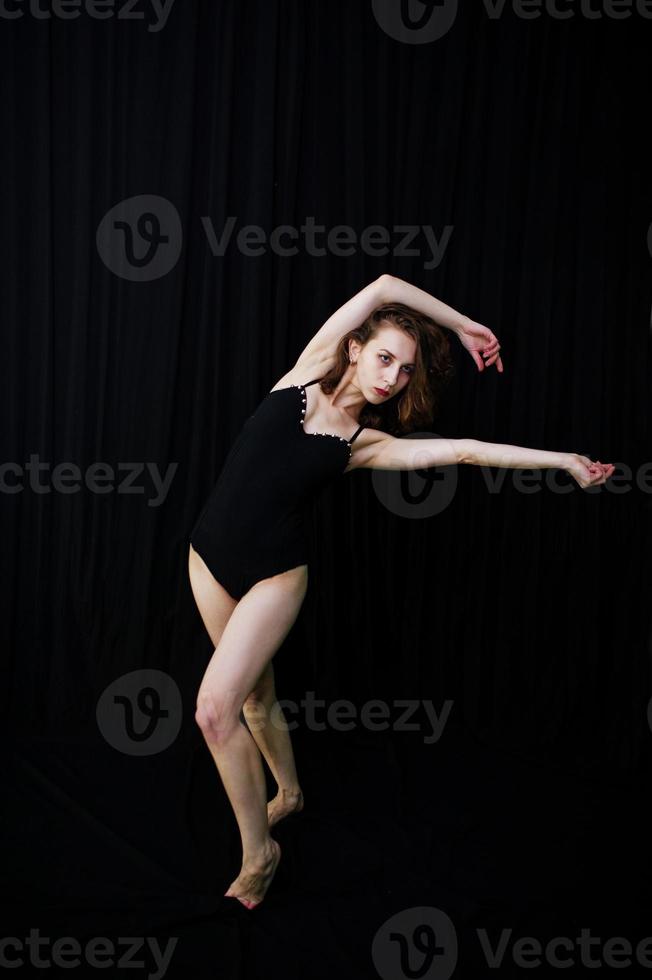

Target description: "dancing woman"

left=187, top=274, right=613, bottom=909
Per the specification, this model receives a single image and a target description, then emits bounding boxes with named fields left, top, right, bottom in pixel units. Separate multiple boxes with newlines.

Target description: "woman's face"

left=354, top=325, right=417, bottom=403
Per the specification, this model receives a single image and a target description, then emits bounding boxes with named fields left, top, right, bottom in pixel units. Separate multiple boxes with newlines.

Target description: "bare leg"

left=190, top=545, right=303, bottom=827
left=198, top=705, right=280, bottom=907
left=241, top=664, right=305, bottom=827
left=192, top=560, right=308, bottom=908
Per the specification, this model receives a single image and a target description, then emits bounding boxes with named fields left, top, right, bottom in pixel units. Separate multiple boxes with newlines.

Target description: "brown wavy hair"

left=318, top=302, right=456, bottom=435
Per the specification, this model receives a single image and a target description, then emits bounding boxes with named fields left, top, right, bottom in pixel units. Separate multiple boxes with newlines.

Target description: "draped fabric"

left=1, top=1, right=650, bottom=970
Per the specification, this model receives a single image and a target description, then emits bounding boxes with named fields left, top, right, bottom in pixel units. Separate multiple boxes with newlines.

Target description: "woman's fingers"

left=594, top=461, right=615, bottom=479
left=583, top=457, right=614, bottom=472
left=482, top=344, right=502, bottom=368
left=573, top=456, right=614, bottom=488
left=476, top=335, right=504, bottom=371
left=588, top=462, right=614, bottom=485
left=487, top=353, right=503, bottom=370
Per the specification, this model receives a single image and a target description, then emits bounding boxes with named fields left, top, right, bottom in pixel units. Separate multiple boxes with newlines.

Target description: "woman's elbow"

left=376, top=273, right=395, bottom=301
left=457, top=439, right=476, bottom=465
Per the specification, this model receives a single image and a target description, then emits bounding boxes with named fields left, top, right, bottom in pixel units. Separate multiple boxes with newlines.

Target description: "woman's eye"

left=379, top=353, right=412, bottom=374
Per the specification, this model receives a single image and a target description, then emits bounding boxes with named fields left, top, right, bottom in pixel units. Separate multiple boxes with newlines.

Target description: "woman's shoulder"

left=343, top=426, right=392, bottom=474
left=268, top=352, right=336, bottom=393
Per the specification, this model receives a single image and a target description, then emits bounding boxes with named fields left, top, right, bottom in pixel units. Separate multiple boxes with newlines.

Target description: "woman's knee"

left=195, top=687, right=244, bottom=742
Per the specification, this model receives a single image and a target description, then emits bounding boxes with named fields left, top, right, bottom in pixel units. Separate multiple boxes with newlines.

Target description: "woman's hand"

left=456, top=317, right=504, bottom=373
left=566, top=454, right=615, bottom=489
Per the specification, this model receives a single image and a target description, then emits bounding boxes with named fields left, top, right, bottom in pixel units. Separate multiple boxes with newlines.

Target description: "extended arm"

left=362, top=434, right=613, bottom=487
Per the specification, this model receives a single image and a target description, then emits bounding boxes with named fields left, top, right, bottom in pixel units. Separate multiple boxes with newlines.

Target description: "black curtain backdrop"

left=1, top=1, right=651, bottom=976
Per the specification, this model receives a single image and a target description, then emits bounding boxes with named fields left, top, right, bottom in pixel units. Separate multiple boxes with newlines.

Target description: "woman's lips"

left=374, top=387, right=389, bottom=397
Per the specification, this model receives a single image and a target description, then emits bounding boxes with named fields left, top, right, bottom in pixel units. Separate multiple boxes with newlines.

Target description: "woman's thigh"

left=195, top=565, right=308, bottom=716
left=188, top=543, right=238, bottom=647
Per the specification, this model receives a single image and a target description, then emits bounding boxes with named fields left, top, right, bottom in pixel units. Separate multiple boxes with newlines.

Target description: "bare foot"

left=267, top=788, right=304, bottom=828
left=224, top=839, right=281, bottom=910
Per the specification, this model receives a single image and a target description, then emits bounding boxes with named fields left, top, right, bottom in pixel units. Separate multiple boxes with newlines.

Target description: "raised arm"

left=295, top=273, right=502, bottom=372
left=295, top=275, right=391, bottom=367
left=358, top=433, right=613, bottom=488
left=381, top=275, right=503, bottom=372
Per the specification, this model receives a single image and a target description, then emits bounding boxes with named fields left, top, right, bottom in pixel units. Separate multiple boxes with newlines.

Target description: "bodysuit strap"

left=304, top=378, right=321, bottom=386
left=350, top=425, right=365, bottom=444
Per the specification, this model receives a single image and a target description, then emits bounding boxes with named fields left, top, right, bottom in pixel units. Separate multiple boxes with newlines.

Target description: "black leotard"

left=189, top=378, right=365, bottom=600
